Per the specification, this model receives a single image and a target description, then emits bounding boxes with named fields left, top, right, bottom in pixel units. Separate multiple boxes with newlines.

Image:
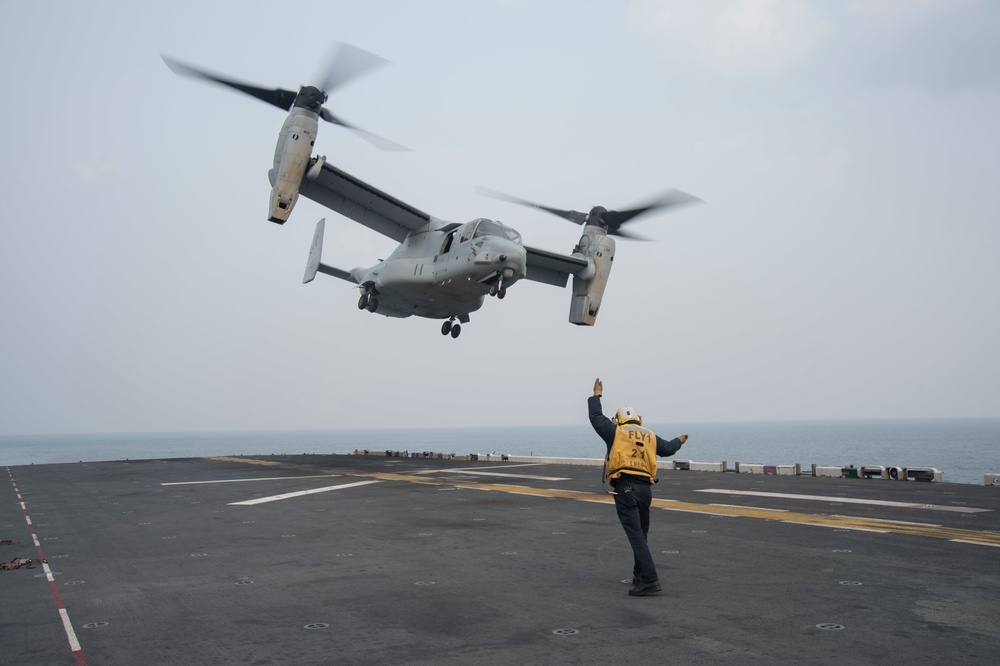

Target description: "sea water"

left=1, top=419, right=997, bottom=485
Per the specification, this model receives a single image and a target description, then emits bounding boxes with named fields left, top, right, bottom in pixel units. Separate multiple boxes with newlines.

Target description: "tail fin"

left=303, top=219, right=326, bottom=283
left=303, top=218, right=355, bottom=284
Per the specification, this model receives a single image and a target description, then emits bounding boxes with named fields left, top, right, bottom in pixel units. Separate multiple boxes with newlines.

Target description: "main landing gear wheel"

left=441, top=319, right=461, bottom=338
left=359, top=293, right=379, bottom=312
left=358, top=294, right=369, bottom=310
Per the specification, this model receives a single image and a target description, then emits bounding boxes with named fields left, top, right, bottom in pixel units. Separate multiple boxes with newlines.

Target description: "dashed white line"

left=7, top=476, right=87, bottom=665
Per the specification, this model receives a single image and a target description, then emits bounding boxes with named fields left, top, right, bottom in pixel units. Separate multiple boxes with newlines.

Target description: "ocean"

left=1, top=419, right=998, bottom=485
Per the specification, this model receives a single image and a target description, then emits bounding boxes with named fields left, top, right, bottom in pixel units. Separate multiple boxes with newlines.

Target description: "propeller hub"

left=294, top=86, right=328, bottom=113
left=587, top=206, right=609, bottom=228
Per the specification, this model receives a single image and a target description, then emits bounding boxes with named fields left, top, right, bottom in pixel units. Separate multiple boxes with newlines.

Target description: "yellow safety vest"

left=605, top=424, right=658, bottom=483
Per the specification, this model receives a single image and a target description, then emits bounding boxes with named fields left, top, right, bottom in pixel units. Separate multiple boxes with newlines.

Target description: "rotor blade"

left=319, top=108, right=409, bottom=151
left=475, top=186, right=589, bottom=225
left=318, top=107, right=350, bottom=128
left=611, top=227, right=653, bottom=241
left=162, top=55, right=297, bottom=111
left=602, top=188, right=703, bottom=228
left=317, top=42, right=388, bottom=95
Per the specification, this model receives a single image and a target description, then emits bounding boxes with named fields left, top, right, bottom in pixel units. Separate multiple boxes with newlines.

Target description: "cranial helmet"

left=615, top=406, right=642, bottom=425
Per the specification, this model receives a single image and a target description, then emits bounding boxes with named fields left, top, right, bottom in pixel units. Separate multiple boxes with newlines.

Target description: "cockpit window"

left=503, top=227, right=522, bottom=244
left=458, top=222, right=476, bottom=243
left=473, top=220, right=505, bottom=239
left=459, top=219, right=523, bottom=245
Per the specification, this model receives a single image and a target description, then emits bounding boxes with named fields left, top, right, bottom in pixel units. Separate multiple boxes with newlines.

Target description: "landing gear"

left=489, top=277, right=507, bottom=299
left=441, top=318, right=461, bottom=339
left=358, top=291, right=379, bottom=313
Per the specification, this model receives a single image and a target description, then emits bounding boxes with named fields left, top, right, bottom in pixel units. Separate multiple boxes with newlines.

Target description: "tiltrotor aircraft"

left=164, top=44, right=701, bottom=338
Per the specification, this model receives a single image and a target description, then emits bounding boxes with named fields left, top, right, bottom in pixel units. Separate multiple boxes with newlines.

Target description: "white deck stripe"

left=710, top=503, right=788, bottom=512
left=950, top=539, right=1000, bottom=547
left=695, top=488, right=991, bottom=513
left=782, top=520, right=889, bottom=533
left=59, top=608, right=82, bottom=652
left=229, top=479, right=382, bottom=505
left=162, top=475, right=337, bottom=486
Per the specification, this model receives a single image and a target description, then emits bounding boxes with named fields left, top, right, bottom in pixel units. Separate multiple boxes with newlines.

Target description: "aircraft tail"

left=303, top=218, right=355, bottom=284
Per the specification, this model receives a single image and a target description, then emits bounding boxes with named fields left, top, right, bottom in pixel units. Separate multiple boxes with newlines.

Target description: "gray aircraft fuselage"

left=348, top=218, right=527, bottom=319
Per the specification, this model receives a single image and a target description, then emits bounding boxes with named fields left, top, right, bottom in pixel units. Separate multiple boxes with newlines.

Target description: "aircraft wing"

left=298, top=158, right=432, bottom=242
left=524, top=246, right=590, bottom=288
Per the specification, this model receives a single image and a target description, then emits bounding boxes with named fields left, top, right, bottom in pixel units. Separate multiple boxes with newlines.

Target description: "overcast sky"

left=1, top=0, right=998, bottom=436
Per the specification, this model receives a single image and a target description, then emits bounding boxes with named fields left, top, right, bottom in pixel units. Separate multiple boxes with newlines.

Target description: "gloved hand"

left=593, top=378, right=603, bottom=397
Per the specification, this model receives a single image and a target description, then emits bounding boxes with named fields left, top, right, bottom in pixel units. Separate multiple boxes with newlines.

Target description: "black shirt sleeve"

left=588, top=395, right=617, bottom=450
left=656, top=435, right=684, bottom=458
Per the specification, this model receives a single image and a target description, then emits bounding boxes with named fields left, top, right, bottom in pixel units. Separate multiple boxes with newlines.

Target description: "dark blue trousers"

left=613, top=477, right=658, bottom=583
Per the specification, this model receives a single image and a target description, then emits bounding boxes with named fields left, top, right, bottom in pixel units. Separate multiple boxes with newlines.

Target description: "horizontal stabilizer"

left=318, top=264, right=354, bottom=282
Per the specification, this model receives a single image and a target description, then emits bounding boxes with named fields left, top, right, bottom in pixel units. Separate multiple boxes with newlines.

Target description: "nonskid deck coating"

left=3, top=454, right=1000, bottom=665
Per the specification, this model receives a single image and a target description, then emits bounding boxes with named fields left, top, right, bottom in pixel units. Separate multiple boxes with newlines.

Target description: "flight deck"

left=4, top=453, right=999, bottom=665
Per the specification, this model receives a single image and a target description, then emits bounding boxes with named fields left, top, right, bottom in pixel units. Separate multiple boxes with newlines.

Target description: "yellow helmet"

left=615, top=406, right=642, bottom=425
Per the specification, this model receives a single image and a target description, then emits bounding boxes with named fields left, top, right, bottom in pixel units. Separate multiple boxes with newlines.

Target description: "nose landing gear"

left=488, top=277, right=507, bottom=299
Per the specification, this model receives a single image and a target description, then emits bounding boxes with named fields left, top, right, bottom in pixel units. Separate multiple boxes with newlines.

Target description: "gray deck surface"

left=4, top=453, right=999, bottom=665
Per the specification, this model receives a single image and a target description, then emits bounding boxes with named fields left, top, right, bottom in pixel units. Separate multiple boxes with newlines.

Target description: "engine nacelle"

left=569, top=228, right=616, bottom=326
left=268, top=109, right=318, bottom=224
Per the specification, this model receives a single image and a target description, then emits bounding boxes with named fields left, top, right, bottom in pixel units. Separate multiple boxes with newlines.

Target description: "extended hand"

left=593, top=378, right=603, bottom=397
left=679, top=434, right=689, bottom=444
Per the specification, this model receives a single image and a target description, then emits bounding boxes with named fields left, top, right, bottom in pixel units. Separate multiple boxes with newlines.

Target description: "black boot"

left=629, top=580, right=662, bottom=596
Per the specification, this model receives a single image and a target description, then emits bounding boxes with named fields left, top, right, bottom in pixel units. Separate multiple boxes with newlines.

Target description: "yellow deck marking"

left=209, top=458, right=1000, bottom=546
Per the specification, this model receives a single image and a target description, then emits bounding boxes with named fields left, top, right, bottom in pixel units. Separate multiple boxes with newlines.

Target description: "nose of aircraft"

left=502, top=243, right=527, bottom=282
left=474, top=239, right=526, bottom=280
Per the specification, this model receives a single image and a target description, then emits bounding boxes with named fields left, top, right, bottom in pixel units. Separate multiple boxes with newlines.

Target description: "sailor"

left=588, top=378, right=688, bottom=596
